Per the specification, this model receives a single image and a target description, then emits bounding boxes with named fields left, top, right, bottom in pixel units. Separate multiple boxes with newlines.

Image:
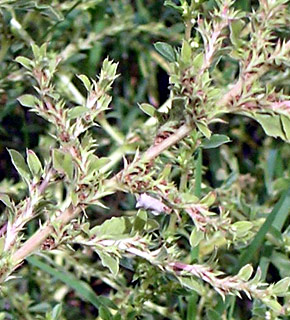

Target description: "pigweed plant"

left=0, top=0, right=290, bottom=319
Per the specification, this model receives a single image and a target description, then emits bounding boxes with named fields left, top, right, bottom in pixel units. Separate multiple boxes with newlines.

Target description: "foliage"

left=0, top=0, right=290, bottom=319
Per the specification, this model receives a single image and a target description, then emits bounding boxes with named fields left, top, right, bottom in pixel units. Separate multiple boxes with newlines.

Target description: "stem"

left=4, top=169, right=53, bottom=252
left=98, top=116, right=125, bottom=145
left=143, top=124, right=192, bottom=161
left=13, top=206, right=81, bottom=263
left=185, top=19, right=193, bottom=41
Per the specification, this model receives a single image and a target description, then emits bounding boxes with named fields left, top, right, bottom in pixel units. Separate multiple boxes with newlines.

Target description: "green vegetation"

left=0, top=0, right=289, bottom=319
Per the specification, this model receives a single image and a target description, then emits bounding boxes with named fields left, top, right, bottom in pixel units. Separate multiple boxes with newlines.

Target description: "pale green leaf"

left=8, top=149, right=30, bottom=181
left=139, top=103, right=156, bottom=117
left=15, top=56, right=32, bottom=69
left=77, top=74, right=91, bottom=91
left=237, top=264, right=253, bottom=281
left=17, top=94, right=38, bottom=108
left=189, top=228, right=204, bottom=247
left=68, top=106, right=88, bottom=119
left=27, top=149, right=43, bottom=176
left=196, top=121, right=211, bottom=139
left=96, top=250, right=119, bottom=276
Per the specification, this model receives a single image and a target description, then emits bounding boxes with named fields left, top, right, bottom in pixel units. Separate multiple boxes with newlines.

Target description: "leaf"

left=27, top=149, right=43, bottom=176
left=232, top=221, right=253, bottom=237
left=133, top=210, right=147, bottom=232
left=52, top=149, right=74, bottom=180
left=77, top=74, right=91, bottom=91
left=272, top=277, right=290, bottom=296
left=154, top=42, right=176, bottom=62
left=94, top=157, right=111, bottom=171
left=68, top=106, right=88, bottom=119
left=281, top=114, right=290, bottom=141
left=264, top=299, right=282, bottom=313
left=236, top=188, right=290, bottom=272
left=99, top=306, right=112, bottom=320
left=138, top=103, right=156, bottom=117
left=181, top=40, right=191, bottom=64
left=196, top=121, right=211, bottom=139
left=200, top=191, right=216, bottom=206
left=0, top=194, right=13, bottom=210
left=17, top=94, right=38, bottom=108
left=8, top=149, right=30, bottom=181
left=27, top=256, right=103, bottom=309
left=96, top=250, right=119, bottom=276
left=15, top=56, right=32, bottom=69
left=230, top=20, right=245, bottom=48
left=237, top=264, right=253, bottom=281
left=201, top=134, right=231, bottom=149
left=192, top=53, right=204, bottom=70
left=271, top=252, right=290, bottom=278
left=255, top=113, right=286, bottom=141
left=178, top=277, right=204, bottom=294
left=91, top=216, right=131, bottom=238
left=189, top=228, right=204, bottom=247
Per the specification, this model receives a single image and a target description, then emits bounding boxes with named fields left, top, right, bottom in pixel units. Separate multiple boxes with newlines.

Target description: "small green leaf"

left=237, top=264, right=253, bottom=281
left=272, top=277, right=290, bottom=296
left=178, top=277, right=204, bottom=294
left=52, top=149, right=74, bottom=180
left=88, top=155, right=111, bottom=172
left=77, top=74, right=91, bottom=91
left=99, top=306, right=112, bottom=320
left=8, top=149, right=30, bottom=181
left=0, top=194, right=13, bottom=210
left=96, top=250, right=119, bottom=276
left=192, top=53, right=204, bottom=70
left=68, top=106, right=88, bottom=119
left=196, top=121, right=211, bottom=139
left=31, top=44, right=40, bottom=59
left=133, top=210, right=147, bottom=232
left=27, top=149, right=43, bottom=176
left=264, top=299, right=282, bottom=313
left=17, top=94, right=38, bottom=108
left=201, top=134, right=231, bottom=149
left=15, top=56, right=32, bottom=69
left=232, top=221, right=252, bottom=237
left=230, top=20, right=245, bottom=48
left=154, top=42, right=176, bottom=62
left=189, top=228, right=204, bottom=247
left=200, top=191, right=216, bottom=206
left=139, top=103, right=156, bottom=117
left=181, top=40, right=191, bottom=64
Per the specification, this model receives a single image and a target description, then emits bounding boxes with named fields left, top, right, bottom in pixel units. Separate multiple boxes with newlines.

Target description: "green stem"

left=194, top=148, right=202, bottom=198
left=98, top=117, right=125, bottom=145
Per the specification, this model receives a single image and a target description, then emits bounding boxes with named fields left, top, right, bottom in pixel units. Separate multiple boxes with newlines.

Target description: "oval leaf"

left=154, top=42, right=176, bottom=62
left=201, top=134, right=231, bottom=149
